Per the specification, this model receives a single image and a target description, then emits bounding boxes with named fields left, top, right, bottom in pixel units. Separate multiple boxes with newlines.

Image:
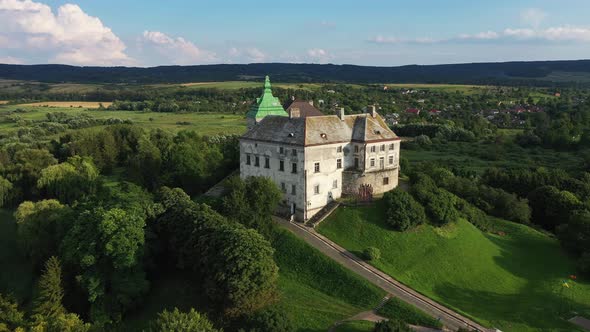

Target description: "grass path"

left=317, top=205, right=590, bottom=331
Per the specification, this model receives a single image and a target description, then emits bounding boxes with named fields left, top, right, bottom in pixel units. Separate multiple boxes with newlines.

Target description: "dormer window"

left=320, top=133, right=327, bottom=139
left=289, top=133, right=295, bottom=137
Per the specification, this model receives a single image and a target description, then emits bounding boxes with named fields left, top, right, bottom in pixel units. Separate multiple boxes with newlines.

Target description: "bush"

left=242, top=307, right=294, bottom=332
left=376, top=298, right=443, bottom=329
left=373, top=318, right=412, bottom=332
left=415, top=135, right=432, bottom=146
left=149, top=308, right=219, bottom=332
left=363, top=247, right=381, bottom=261
left=382, top=189, right=426, bottom=231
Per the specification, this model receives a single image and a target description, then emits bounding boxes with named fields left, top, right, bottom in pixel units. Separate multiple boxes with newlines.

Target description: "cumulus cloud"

left=306, top=48, right=333, bottom=63
left=141, top=31, right=217, bottom=65
left=0, top=0, right=132, bottom=65
left=521, top=8, right=547, bottom=28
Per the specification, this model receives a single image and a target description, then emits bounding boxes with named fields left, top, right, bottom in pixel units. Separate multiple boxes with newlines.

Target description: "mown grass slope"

left=317, top=205, right=590, bottom=331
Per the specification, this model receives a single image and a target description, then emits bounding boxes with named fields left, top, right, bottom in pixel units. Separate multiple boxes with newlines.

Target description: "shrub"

left=363, top=247, right=381, bottom=261
left=243, top=307, right=294, bottom=332
left=382, top=189, right=426, bottom=231
left=376, top=298, right=443, bottom=329
left=149, top=308, right=219, bottom=332
left=373, top=318, right=412, bottom=332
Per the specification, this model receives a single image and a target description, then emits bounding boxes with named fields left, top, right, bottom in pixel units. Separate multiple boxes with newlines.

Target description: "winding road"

left=274, top=216, right=491, bottom=332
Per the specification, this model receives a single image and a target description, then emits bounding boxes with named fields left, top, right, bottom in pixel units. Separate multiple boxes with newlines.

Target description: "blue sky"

left=1, top=0, right=590, bottom=66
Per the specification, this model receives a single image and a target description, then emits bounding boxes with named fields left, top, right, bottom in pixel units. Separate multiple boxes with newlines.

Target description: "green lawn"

left=317, top=205, right=590, bottom=331
left=0, top=105, right=247, bottom=136
left=272, top=229, right=385, bottom=331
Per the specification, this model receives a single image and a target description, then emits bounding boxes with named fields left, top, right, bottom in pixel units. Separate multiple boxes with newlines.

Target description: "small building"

left=405, top=108, right=421, bottom=115
left=283, top=98, right=324, bottom=118
left=240, top=77, right=400, bottom=222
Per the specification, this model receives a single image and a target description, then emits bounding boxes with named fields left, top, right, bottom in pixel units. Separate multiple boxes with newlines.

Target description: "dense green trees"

left=37, top=156, right=99, bottom=203
left=15, top=199, right=70, bottom=269
left=528, top=186, right=583, bottom=230
left=60, top=207, right=148, bottom=325
left=373, top=319, right=412, bottom=332
left=149, top=308, right=219, bottom=332
left=410, top=175, right=459, bottom=226
left=199, top=224, right=279, bottom=317
left=222, top=176, right=282, bottom=236
left=0, top=176, right=12, bottom=207
left=382, top=189, right=426, bottom=231
left=242, top=307, right=294, bottom=332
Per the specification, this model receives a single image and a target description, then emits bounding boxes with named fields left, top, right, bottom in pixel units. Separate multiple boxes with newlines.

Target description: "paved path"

left=274, top=217, right=491, bottom=332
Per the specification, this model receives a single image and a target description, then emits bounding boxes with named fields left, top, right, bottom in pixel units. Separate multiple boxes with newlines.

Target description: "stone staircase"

left=305, top=200, right=340, bottom=228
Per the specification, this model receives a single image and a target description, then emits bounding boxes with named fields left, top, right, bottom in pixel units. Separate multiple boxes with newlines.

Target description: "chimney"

left=367, top=105, right=377, bottom=118
left=337, top=107, right=345, bottom=120
left=289, top=107, right=300, bottom=119
left=291, top=95, right=295, bottom=101
left=308, top=100, right=314, bottom=106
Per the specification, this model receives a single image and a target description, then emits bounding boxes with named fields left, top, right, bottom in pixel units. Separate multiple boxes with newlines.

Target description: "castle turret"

left=246, top=75, right=288, bottom=129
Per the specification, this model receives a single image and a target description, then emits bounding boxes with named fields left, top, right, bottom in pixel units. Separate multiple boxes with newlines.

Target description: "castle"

left=240, top=76, right=400, bottom=222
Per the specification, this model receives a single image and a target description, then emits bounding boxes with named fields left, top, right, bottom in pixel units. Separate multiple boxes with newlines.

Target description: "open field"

left=317, top=205, right=590, bottom=331
left=17, top=101, right=113, bottom=108
left=0, top=105, right=247, bottom=136
left=0, top=101, right=7, bottom=105
left=401, top=141, right=586, bottom=173
left=172, top=81, right=363, bottom=91
left=333, top=320, right=374, bottom=332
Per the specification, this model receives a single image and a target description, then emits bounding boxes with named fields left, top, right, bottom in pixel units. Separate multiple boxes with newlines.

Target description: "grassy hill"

left=317, top=205, right=590, bottom=331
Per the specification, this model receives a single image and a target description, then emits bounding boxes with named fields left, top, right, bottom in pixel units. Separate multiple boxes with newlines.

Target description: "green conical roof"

left=246, top=76, right=288, bottom=120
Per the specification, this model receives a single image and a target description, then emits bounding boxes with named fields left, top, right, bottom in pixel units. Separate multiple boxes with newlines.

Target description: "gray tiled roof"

left=241, top=113, right=398, bottom=146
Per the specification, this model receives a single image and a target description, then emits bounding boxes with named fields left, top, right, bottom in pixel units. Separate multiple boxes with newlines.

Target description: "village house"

left=240, top=76, right=400, bottom=222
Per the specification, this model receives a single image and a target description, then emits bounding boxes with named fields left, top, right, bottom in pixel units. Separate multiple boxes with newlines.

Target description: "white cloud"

left=0, top=56, right=23, bottom=64
left=306, top=48, right=333, bottom=63
left=370, top=25, right=590, bottom=45
left=521, top=8, right=547, bottom=28
left=0, top=0, right=132, bottom=65
left=141, top=31, right=217, bottom=65
left=226, top=47, right=266, bottom=62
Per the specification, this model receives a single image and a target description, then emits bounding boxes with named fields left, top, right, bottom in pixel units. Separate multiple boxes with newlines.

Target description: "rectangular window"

left=337, top=146, right=343, bottom=153
left=380, top=157, right=384, bottom=169
left=264, top=157, right=270, bottom=169
left=281, top=182, right=286, bottom=193
left=333, top=179, right=338, bottom=189
left=291, top=184, right=296, bottom=195
left=246, top=154, right=251, bottom=165
left=380, top=144, right=385, bottom=151
left=370, top=146, right=376, bottom=153
left=336, top=159, right=342, bottom=169
left=383, top=177, right=390, bottom=185
left=255, top=156, right=260, bottom=167
left=389, top=155, right=394, bottom=165
left=314, top=162, right=320, bottom=173
left=279, top=160, right=285, bottom=171
left=314, top=184, right=320, bottom=195
left=354, top=145, right=359, bottom=153
left=292, top=149, right=297, bottom=156
left=354, top=157, right=359, bottom=168
left=389, top=143, right=394, bottom=151
left=279, top=146, right=284, bottom=154
left=370, top=158, right=375, bottom=167
left=292, top=163, right=297, bottom=174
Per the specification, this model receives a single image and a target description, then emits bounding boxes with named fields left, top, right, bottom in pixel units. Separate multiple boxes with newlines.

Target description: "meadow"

left=17, top=101, right=113, bottom=108
left=317, top=205, right=590, bottom=331
left=0, top=105, right=247, bottom=136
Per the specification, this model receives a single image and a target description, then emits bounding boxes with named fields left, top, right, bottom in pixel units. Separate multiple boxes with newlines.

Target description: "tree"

left=373, top=319, right=412, bottom=332
left=34, top=257, right=65, bottom=318
left=528, top=186, right=583, bottom=230
left=0, top=293, right=25, bottom=331
left=199, top=224, right=279, bottom=317
left=557, top=211, right=590, bottom=256
left=222, top=176, right=282, bottom=236
left=60, top=207, right=148, bottom=325
left=382, top=189, right=426, bottom=231
left=243, top=307, right=294, bottom=332
left=11, top=148, right=58, bottom=201
left=149, top=308, right=219, bottom=332
left=37, top=156, right=99, bottom=204
left=0, top=176, right=13, bottom=207
left=15, top=199, right=70, bottom=269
